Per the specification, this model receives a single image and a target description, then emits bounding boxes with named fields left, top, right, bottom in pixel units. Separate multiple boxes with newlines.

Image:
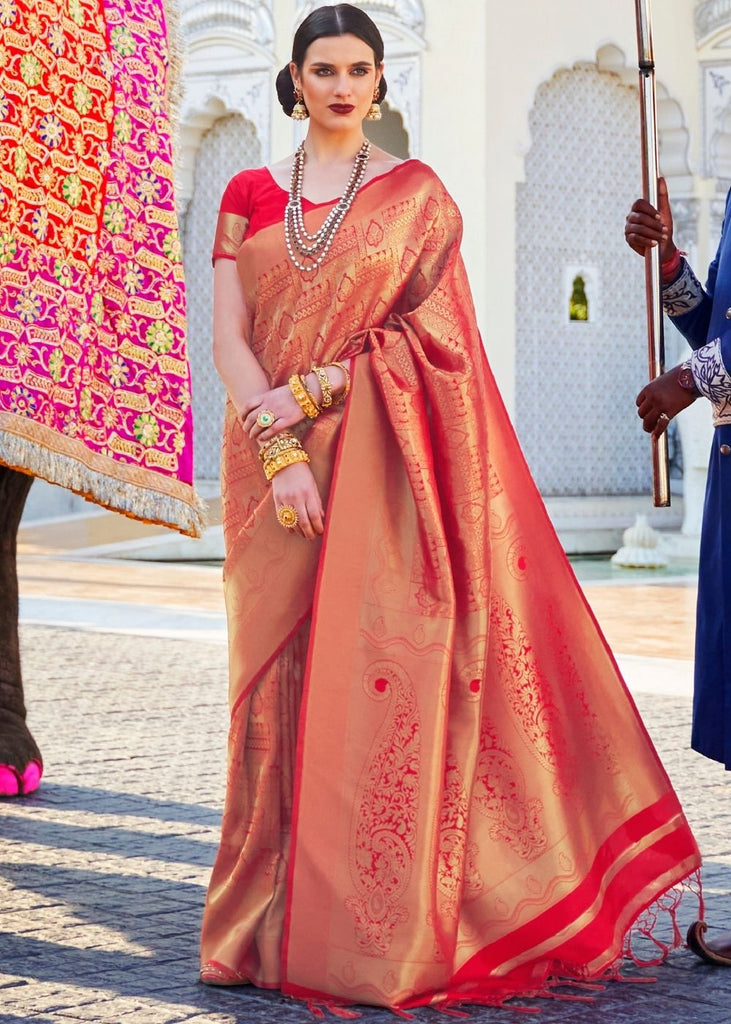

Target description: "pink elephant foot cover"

left=0, top=760, right=42, bottom=796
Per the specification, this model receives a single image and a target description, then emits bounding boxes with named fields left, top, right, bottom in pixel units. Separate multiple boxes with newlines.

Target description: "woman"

left=201, top=4, right=700, bottom=1011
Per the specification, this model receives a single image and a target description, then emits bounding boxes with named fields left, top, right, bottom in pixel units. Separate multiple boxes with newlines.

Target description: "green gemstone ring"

left=256, top=409, right=276, bottom=429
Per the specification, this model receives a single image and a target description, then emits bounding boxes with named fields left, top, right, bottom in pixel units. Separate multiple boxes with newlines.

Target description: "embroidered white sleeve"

left=688, top=338, right=731, bottom=424
left=662, top=260, right=705, bottom=317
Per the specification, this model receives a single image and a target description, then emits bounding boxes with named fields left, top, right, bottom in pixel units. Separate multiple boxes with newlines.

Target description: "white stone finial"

left=610, top=514, right=669, bottom=569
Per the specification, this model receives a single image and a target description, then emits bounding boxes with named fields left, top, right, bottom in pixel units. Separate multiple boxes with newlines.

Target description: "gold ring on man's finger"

left=657, top=411, right=670, bottom=424
left=277, top=504, right=299, bottom=529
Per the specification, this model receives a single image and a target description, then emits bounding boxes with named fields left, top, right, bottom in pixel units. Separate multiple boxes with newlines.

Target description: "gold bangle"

left=263, top=447, right=310, bottom=481
left=289, top=373, right=320, bottom=419
left=301, top=374, right=322, bottom=411
left=260, top=433, right=306, bottom=480
left=312, top=365, right=333, bottom=408
left=328, top=361, right=351, bottom=405
left=258, top=431, right=300, bottom=461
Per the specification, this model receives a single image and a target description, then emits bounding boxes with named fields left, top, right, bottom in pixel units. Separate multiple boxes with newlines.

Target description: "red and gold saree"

left=201, top=161, right=700, bottom=1009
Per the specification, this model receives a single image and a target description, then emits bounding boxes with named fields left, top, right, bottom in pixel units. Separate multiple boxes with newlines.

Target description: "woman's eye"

left=352, top=68, right=367, bottom=75
left=314, top=68, right=332, bottom=76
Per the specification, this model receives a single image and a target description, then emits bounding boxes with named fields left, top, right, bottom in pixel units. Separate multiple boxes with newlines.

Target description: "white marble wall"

left=515, top=64, right=653, bottom=496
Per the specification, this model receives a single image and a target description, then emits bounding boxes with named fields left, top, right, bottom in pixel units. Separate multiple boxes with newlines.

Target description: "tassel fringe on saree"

left=201, top=161, right=701, bottom=1010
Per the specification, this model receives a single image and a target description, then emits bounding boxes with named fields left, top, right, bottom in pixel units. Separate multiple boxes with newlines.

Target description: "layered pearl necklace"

left=284, top=139, right=372, bottom=273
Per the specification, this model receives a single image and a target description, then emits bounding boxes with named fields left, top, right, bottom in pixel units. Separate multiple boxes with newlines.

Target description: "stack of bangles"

left=259, top=431, right=310, bottom=481
left=288, top=360, right=351, bottom=420
left=256, top=362, right=352, bottom=488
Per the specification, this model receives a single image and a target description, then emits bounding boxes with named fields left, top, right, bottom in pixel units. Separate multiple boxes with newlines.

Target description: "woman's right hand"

left=625, top=177, right=676, bottom=263
left=272, top=462, right=325, bottom=540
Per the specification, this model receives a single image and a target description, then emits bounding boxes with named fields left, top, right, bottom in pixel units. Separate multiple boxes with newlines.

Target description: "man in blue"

left=626, top=179, right=731, bottom=965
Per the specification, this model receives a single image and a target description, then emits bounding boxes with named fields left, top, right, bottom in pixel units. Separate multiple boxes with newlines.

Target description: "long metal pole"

left=635, top=0, right=671, bottom=507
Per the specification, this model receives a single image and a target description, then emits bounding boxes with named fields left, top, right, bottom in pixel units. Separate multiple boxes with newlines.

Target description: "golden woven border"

left=0, top=412, right=205, bottom=537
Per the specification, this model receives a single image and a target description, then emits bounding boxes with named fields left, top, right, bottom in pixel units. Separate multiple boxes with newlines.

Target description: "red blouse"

left=212, top=168, right=290, bottom=259
left=211, top=161, right=419, bottom=262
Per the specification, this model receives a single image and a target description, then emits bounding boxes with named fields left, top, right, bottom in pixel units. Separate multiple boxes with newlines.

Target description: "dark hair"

left=275, top=3, right=388, bottom=117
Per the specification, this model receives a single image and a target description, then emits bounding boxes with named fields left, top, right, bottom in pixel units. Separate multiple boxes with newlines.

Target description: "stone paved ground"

left=3, top=624, right=731, bottom=1023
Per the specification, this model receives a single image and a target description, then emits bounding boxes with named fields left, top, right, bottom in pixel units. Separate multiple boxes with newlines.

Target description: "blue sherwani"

left=665, top=192, right=731, bottom=767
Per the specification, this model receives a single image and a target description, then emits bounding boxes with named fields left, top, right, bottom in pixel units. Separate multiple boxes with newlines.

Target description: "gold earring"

left=366, top=88, right=382, bottom=122
left=292, top=88, right=308, bottom=121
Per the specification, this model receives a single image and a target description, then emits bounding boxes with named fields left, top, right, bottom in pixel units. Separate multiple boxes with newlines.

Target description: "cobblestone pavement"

left=3, top=605, right=731, bottom=1022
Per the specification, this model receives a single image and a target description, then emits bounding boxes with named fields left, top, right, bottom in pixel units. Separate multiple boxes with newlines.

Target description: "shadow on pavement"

left=3, top=815, right=217, bottom=867
left=0, top=1016, right=58, bottom=1023
left=3, top=773, right=731, bottom=1020
left=12, top=781, right=223, bottom=825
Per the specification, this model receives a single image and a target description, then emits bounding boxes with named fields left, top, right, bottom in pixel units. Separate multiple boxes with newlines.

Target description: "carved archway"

left=695, top=2, right=731, bottom=197
left=181, top=0, right=275, bottom=49
left=515, top=53, right=692, bottom=497
left=559, top=46, right=696, bottom=251
left=178, top=0, right=275, bottom=214
left=696, top=0, right=731, bottom=46
left=363, top=100, right=410, bottom=157
left=592, top=44, right=692, bottom=186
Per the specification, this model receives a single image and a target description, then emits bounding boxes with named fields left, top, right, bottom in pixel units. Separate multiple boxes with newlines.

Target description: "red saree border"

left=446, top=794, right=698, bottom=998
left=229, top=605, right=312, bottom=721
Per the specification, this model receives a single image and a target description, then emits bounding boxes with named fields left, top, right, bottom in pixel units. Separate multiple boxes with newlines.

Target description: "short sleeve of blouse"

left=211, top=172, right=252, bottom=262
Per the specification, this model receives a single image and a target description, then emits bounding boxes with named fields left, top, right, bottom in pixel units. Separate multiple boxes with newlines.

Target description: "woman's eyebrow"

left=308, top=60, right=374, bottom=69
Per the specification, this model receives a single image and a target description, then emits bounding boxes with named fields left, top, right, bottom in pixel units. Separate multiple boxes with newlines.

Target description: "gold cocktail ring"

left=257, top=409, right=277, bottom=429
left=277, top=504, right=299, bottom=529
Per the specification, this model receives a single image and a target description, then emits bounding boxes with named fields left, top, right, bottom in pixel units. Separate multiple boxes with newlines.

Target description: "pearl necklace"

left=284, top=140, right=371, bottom=273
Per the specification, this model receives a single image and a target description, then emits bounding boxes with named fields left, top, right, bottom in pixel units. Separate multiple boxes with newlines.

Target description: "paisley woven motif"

left=0, top=0, right=202, bottom=535
left=345, top=661, right=421, bottom=958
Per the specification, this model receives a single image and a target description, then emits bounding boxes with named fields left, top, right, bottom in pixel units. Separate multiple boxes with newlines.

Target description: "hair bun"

left=276, top=64, right=296, bottom=117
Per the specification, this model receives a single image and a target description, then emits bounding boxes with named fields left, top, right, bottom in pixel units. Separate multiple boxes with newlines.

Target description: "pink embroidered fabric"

left=0, top=0, right=202, bottom=535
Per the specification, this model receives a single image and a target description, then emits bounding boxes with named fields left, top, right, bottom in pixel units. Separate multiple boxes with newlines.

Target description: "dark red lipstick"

left=329, top=104, right=355, bottom=114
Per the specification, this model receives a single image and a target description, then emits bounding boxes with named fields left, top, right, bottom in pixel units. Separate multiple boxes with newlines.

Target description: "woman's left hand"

left=636, top=366, right=698, bottom=438
left=241, top=385, right=306, bottom=442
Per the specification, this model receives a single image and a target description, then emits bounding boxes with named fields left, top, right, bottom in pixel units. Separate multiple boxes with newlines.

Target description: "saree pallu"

left=201, top=161, right=701, bottom=1008
left=0, top=0, right=202, bottom=535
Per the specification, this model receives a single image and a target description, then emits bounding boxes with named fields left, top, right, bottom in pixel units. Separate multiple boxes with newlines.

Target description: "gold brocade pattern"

left=212, top=213, right=249, bottom=260
left=203, top=620, right=309, bottom=985
left=201, top=162, right=700, bottom=1009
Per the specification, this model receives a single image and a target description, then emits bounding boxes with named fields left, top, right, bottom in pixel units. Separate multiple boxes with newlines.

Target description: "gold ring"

left=277, top=504, right=298, bottom=529
left=658, top=411, right=670, bottom=423
left=257, top=409, right=276, bottom=429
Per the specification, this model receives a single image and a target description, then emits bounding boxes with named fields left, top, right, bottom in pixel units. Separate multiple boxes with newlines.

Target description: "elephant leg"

left=0, top=464, right=42, bottom=797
